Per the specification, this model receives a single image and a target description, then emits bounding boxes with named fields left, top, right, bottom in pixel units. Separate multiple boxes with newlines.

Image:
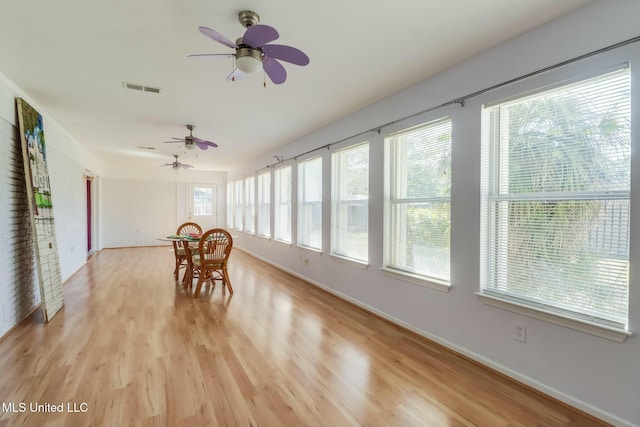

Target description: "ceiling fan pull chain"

left=232, top=57, right=236, bottom=82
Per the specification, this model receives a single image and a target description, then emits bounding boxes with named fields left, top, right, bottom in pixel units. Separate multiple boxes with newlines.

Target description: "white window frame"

left=274, top=165, right=292, bottom=244
left=226, top=181, right=234, bottom=229
left=234, top=179, right=243, bottom=231
left=192, top=185, right=214, bottom=217
left=257, top=171, right=271, bottom=239
left=298, top=157, right=323, bottom=251
left=479, top=66, right=632, bottom=342
left=384, top=117, right=452, bottom=290
left=331, top=142, right=369, bottom=264
left=244, top=176, right=255, bottom=234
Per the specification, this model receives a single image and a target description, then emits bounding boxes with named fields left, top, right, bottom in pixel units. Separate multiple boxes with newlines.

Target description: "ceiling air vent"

left=123, top=82, right=161, bottom=94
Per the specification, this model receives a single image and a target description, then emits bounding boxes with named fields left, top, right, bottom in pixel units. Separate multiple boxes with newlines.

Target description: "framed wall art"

left=16, top=97, right=64, bottom=322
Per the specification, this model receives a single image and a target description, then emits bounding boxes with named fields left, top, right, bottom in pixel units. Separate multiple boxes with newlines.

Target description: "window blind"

left=244, top=176, right=255, bottom=234
left=274, top=166, right=292, bottom=243
left=234, top=180, right=243, bottom=231
left=386, top=117, right=452, bottom=282
left=481, top=68, right=630, bottom=328
left=257, top=171, right=271, bottom=238
left=298, top=157, right=322, bottom=250
left=331, top=142, right=369, bottom=262
left=226, top=181, right=234, bottom=229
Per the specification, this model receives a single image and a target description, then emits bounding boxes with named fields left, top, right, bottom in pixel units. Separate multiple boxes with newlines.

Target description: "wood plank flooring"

left=0, top=247, right=607, bottom=426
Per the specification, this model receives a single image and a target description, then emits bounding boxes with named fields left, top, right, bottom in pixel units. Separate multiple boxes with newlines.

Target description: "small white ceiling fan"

left=161, top=154, right=193, bottom=170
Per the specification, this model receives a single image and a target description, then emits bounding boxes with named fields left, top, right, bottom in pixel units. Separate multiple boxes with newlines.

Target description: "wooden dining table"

left=159, top=232, right=238, bottom=289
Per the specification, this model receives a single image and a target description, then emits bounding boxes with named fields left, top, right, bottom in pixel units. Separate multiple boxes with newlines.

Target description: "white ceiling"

left=0, top=0, right=593, bottom=174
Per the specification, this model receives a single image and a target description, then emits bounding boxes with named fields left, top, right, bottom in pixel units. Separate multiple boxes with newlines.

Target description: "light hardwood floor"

left=0, top=247, right=607, bottom=427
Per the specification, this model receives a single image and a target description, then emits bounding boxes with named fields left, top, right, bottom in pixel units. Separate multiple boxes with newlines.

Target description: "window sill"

left=296, top=245, right=323, bottom=256
left=476, top=292, right=632, bottom=343
left=256, top=234, right=271, bottom=241
left=381, top=267, right=450, bottom=293
left=329, top=254, right=369, bottom=269
left=273, top=238, right=292, bottom=247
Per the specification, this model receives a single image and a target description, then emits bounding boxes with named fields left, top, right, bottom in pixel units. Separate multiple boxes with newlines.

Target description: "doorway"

left=85, top=175, right=95, bottom=256
left=187, top=183, right=217, bottom=230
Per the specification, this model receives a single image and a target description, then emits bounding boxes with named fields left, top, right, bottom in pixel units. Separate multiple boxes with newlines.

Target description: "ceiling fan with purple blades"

left=163, top=124, right=218, bottom=151
left=188, top=10, right=309, bottom=85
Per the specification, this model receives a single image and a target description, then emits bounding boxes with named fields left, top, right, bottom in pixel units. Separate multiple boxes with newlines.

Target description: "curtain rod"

left=255, top=34, right=640, bottom=174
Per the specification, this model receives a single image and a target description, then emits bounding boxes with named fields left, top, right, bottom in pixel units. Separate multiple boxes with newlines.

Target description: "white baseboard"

left=236, top=246, right=635, bottom=427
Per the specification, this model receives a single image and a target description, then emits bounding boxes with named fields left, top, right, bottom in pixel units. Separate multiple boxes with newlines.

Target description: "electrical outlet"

left=513, top=323, right=526, bottom=342
left=303, top=258, right=309, bottom=266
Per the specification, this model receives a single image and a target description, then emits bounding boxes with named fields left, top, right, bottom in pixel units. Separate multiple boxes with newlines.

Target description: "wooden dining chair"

left=173, top=222, right=202, bottom=281
left=191, top=228, right=234, bottom=297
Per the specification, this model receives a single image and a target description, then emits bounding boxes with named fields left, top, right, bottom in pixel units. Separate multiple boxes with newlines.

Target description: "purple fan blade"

left=263, top=57, right=287, bottom=84
left=243, top=24, right=279, bottom=48
left=263, top=44, right=309, bottom=66
left=193, top=137, right=218, bottom=149
left=198, top=27, right=238, bottom=49
left=187, top=53, right=235, bottom=58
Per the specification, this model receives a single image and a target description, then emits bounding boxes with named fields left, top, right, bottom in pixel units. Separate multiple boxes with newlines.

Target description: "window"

left=234, top=180, right=243, bottom=231
left=385, top=118, right=451, bottom=283
left=298, top=157, right=322, bottom=250
left=192, top=186, right=213, bottom=216
left=332, top=142, right=369, bottom=263
left=226, top=181, right=234, bottom=229
left=257, top=171, right=271, bottom=238
left=481, top=68, right=630, bottom=331
left=274, top=166, right=292, bottom=243
left=245, top=176, right=255, bottom=234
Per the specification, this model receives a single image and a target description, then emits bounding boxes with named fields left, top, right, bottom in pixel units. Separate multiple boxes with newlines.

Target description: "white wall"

left=100, top=158, right=227, bottom=247
left=102, top=178, right=178, bottom=247
left=47, top=146, right=92, bottom=280
left=0, top=71, right=103, bottom=338
left=229, top=1, right=640, bottom=426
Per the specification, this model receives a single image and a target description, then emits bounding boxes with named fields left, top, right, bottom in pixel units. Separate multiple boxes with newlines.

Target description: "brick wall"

left=0, top=116, right=40, bottom=337
left=0, top=76, right=93, bottom=337
left=102, top=178, right=177, bottom=247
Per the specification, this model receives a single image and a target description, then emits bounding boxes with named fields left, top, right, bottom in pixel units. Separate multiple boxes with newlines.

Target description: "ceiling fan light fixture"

left=185, top=142, right=196, bottom=150
left=236, top=48, right=263, bottom=74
